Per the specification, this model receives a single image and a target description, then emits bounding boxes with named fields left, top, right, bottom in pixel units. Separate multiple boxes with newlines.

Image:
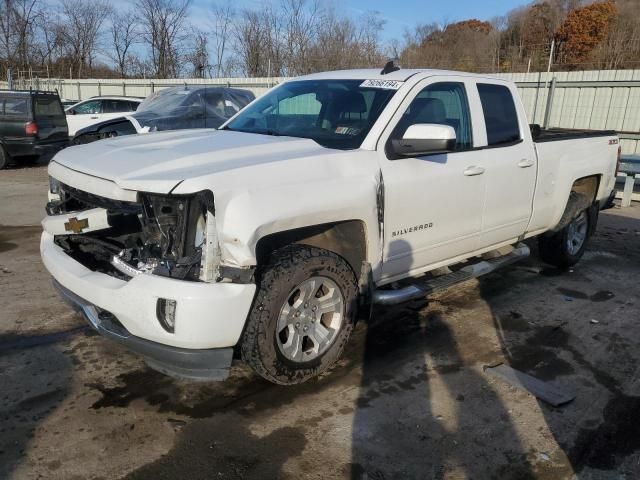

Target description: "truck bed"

left=530, top=126, right=617, bottom=143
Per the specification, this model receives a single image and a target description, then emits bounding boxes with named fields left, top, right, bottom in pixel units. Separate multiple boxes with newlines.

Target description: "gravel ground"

left=1, top=164, right=639, bottom=480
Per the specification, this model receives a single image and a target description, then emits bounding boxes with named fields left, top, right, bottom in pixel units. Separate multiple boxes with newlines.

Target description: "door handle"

left=463, top=166, right=485, bottom=176
left=518, top=158, right=535, bottom=168
left=90, top=116, right=99, bottom=119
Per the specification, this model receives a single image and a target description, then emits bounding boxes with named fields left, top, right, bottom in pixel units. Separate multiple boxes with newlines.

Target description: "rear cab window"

left=477, top=83, right=521, bottom=146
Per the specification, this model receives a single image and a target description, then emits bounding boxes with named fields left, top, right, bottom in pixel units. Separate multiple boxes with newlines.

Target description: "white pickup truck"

left=41, top=67, right=620, bottom=384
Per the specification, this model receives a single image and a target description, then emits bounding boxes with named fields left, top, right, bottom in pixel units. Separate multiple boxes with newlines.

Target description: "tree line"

left=1, top=0, right=639, bottom=81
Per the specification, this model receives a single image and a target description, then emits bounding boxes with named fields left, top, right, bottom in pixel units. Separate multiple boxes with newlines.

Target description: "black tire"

left=538, top=193, right=596, bottom=268
left=0, top=146, right=8, bottom=170
left=241, top=244, right=358, bottom=385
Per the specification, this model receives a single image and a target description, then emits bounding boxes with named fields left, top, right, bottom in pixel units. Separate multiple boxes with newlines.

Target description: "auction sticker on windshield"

left=360, top=79, right=404, bottom=90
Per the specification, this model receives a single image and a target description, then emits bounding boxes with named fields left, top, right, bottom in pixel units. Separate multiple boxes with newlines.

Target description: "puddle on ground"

left=569, top=394, right=640, bottom=471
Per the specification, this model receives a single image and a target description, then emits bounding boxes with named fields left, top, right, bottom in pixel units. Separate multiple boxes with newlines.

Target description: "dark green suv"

left=0, top=90, right=69, bottom=169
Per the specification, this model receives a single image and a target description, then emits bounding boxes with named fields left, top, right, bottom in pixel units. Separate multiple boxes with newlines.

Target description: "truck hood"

left=52, top=129, right=348, bottom=193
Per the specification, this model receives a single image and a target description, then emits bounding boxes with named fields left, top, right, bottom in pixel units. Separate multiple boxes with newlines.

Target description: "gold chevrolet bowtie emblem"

left=64, top=217, right=89, bottom=233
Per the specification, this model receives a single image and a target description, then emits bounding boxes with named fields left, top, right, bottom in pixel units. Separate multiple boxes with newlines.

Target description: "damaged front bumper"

left=41, top=231, right=256, bottom=380
left=53, top=280, right=234, bottom=381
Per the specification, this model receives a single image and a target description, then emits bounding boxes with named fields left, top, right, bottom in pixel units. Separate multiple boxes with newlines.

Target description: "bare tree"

left=0, top=0, right=42, bottom=71
left=282, top=0, right=320, bottom=75
left=59, top=0, right=111, bottom=77
left=233, top=9, right=266, bottom=77
left=185, top=29, right=209, bottom=77
left=210, top=0, right=234, bottom=77
left=591, top=0, right=640, bottom=70
left=136, top=0, right=192, bottom=78
left=108, top=10, right=139, bottom=77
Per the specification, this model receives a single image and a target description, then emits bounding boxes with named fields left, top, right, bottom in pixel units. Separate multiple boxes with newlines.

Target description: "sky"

left=345, top=0, right=531, bottom=39
left=187, top=0, right=533, bottom=42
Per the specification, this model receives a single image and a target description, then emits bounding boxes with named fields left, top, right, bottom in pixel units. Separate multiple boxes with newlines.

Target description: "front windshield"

left=137, top=89, right=193, bottom=114
left=224, top=80, right=398, bottom=149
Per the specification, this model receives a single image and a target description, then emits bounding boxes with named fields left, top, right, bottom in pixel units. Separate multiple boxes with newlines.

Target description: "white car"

left=65, top=96, right=143, bottom=136
left=42, top=67, right=620, bottom=385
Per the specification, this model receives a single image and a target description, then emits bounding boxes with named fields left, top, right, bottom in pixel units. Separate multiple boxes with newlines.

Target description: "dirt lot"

left=1, top=164, right=639, bottom=480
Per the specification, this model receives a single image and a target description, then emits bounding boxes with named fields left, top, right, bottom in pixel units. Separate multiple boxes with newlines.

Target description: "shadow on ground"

left=0, top=333, right=74, bottom=477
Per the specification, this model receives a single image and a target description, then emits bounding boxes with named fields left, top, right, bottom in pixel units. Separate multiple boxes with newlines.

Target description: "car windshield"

left=137, top=89, right=194, bottom=114
left=224, top=80, right=398, bottom=149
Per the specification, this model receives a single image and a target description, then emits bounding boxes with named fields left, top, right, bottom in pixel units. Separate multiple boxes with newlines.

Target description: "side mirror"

left=391, top=124, right=456, bottom=157
left=66, top=109, right=75, bottom=115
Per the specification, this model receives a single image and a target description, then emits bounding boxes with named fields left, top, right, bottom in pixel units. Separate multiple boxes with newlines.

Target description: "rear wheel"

left=538, top=205, right=593, bottom=268
left=240, top=244, right=358, bottom=385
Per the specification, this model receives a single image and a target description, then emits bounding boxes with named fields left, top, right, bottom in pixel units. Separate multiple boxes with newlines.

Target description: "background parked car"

left=72, top=86, right=255, bottom=145
left=65, top=96, right=143, bottom=136
left=0, top=90, right=68, bottom=169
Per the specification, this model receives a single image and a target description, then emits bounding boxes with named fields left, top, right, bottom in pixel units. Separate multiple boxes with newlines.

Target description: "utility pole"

left=547, top=39, right=555, bottom=73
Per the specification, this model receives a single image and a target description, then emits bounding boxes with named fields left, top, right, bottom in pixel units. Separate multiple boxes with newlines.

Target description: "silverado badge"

left=64, top=217, right=89, bottom=234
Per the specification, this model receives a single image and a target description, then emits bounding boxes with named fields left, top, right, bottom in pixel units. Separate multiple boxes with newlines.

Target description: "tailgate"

left=34, top=95, right=69, bottom=141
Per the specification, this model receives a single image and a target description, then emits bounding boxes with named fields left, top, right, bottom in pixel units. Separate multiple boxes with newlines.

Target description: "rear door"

left=102, top=99, right=137, bottom=119
left=33, top=94, right=68, bottom=141
left=473, top=82, right=537, bottom=247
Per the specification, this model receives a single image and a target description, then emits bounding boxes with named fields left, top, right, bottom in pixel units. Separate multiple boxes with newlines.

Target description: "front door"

left=378, top=79, right=486, bottom=283
left=66, top=99, right=103, bottom=136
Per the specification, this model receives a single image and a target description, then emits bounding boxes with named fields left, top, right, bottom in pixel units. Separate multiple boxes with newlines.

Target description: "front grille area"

left=47, top=185, right=205, bottom=283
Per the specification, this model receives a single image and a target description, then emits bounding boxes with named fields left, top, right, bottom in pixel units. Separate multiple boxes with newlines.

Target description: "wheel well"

left=571, top=175, right=600, bottom=202
left=551, top=175, right=601, bottom=233
left=255, top=220, right=367, bottom=277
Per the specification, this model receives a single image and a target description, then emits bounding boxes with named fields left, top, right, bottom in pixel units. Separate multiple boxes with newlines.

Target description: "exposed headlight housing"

left=49, top=176, right=61, bottom=194
left=198, top=210, right=220, bottom=282
left=133, top=190, right=219, bottom=282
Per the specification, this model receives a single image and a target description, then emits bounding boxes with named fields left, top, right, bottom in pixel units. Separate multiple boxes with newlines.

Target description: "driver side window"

left=393, top=82, right=473, bottom=151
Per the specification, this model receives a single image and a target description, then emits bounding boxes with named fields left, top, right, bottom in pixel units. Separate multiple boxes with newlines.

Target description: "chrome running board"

left=372, top=243, right=530, bottom=306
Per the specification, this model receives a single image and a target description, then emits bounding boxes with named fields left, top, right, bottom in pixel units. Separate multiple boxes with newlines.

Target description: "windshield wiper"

left=262, top=129, right=281, bottom=136
left=224, top=127, right=281, bottom=136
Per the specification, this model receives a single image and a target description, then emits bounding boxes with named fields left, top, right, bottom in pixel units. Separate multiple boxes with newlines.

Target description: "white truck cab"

left=41, top=67, right=619, bottom=384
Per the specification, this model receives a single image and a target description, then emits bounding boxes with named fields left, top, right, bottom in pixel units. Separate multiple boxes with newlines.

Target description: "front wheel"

left=538, top=207, right=593, bottom=268
left=240, top=244, right=358, bottom=385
